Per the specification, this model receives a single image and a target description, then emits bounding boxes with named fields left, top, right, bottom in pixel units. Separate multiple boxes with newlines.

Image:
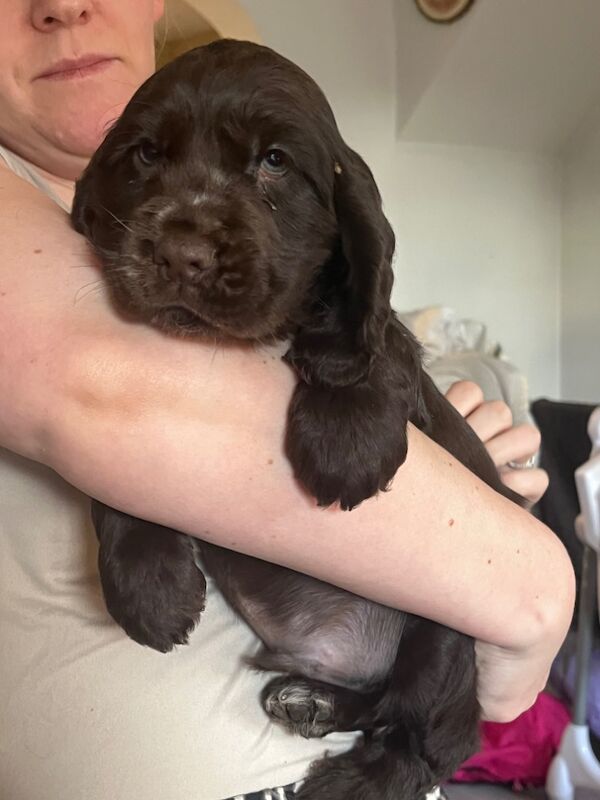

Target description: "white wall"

left=394, top=0, right=600, bottom=156
left=391, top=143, right=562, bottom=399
left=240, top=0, right=396, bottom=199
left=238, top=0, right=563, bottom=401
left=561, top=102, right=600, bottom=403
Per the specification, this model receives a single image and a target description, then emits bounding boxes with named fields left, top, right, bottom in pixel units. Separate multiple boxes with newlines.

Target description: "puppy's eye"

left=136, top=140, right=162, bottom=167
left=261, top=148, right=287, bottom=175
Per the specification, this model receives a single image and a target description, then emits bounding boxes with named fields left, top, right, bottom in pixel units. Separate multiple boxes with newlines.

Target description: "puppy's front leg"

left=285, top=319, right=426, bottom=510
left=92, top=500, right=206, bottom=652
left=286, top=376, right=410, bottom=510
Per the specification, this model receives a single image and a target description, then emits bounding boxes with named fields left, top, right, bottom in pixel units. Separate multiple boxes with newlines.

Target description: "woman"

left=0, top=2, right=573, bottom=799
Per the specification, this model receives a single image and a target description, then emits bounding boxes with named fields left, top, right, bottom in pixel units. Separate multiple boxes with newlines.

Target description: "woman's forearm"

left=57, top=330, right=572, bottom=645
left=0, top=166, right=575, bottom=666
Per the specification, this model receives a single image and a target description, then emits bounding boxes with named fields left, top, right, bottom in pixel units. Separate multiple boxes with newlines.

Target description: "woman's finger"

left=499, top=467, right=549, bottom=505
left=444, top=382, right=546, bottom=504
left=464, top=400, right=514, bottom=445
left=484, top=423, right=542, bottom=468
left=444, top=381, right=485, bottom=418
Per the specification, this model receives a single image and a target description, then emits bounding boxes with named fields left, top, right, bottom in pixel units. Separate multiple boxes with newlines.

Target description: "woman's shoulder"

left=0, top=147, right=72, bottom=209
left=0, top=154, right=69, bottom=218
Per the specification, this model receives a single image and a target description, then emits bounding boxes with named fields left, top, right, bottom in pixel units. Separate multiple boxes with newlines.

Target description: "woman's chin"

left=35, top=86, right=140, bottom=158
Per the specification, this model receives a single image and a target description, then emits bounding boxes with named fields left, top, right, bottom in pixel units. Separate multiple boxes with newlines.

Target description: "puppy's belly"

left=202, top=544, right=405, bottom=691
left=247, top=592, right=406, bottom=691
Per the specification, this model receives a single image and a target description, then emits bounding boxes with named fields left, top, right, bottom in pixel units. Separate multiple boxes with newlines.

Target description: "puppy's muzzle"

left=153, top=230, right=216, bottom=285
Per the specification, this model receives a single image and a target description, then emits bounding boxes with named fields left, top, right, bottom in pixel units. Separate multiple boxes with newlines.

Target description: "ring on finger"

left=507, top=455, right=537, bottom=470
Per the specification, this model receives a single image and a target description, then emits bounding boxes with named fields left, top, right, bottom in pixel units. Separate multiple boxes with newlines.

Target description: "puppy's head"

left=73, top=40, right=394, bottom=379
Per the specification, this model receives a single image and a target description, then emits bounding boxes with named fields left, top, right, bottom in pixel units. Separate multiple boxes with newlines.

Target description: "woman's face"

left=0, top=0, right=164, bottom=178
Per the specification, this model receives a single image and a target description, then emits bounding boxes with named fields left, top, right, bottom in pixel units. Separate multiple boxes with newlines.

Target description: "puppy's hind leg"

left=261, top=673, right=379, bottom=739
left=294, top=620, right=480, bottom=800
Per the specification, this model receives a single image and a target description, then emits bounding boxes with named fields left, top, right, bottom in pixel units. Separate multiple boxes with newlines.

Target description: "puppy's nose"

left=154, top=235, right=215, bottom=282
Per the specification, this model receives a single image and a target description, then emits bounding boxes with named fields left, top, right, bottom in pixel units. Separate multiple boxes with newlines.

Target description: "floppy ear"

left=283, top=147, right=422, bottom=509
left=285, top=146, right=395, bottom=388
left=333, top=148, right=396, bottom=361
left=71, top=164, right=97, bottom=239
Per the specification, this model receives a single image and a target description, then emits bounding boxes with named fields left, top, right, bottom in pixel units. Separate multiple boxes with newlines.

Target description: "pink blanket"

left=452, top=692, right=570, bottom=788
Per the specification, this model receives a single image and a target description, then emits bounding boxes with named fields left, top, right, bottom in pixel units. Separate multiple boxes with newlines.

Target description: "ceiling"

left=394, top=0, right=600, bottom=155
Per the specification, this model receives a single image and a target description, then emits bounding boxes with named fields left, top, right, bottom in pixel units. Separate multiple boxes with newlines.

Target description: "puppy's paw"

left=262, top=676, right=337, bottom=738
left=94, top=503, right=206, bottom=652
left=286, top=382, right=409, bottom=510
left=101, top=533, right=206, bottom=652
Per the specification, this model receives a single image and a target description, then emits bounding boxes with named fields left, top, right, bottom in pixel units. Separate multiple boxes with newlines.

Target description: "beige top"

left=0, top=146, right=357, bottom=800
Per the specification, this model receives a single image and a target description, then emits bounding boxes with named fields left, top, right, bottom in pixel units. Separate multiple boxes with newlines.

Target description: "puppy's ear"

left=284, top=147, right=418, bottom=510
left=285, top=146, right=395, bottom=388
left=71, top=166, right=97, bottom=239
left=333, top=147, right=396, bottom=363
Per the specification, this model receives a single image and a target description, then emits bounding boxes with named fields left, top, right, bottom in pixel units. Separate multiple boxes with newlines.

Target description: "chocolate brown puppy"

left=73, top=40, right=523, bottom=800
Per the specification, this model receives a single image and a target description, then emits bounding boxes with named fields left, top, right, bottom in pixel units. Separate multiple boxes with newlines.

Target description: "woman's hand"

left=474, top=636, right=557, bottom=722
left=445, top=380, right=549, bottom=506
left=445, top=380, right=560, bottom=721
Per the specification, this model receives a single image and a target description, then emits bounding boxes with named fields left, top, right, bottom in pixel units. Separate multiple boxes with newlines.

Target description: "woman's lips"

left=35, top=56, right=117, bottom=81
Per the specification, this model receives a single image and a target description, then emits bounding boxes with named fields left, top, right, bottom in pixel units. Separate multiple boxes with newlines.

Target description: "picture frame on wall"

left=415, top=0, right=475, bottom=24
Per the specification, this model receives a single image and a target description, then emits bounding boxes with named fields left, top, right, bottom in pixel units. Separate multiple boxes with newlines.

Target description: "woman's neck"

left=33, top=162, right=76, bottom=208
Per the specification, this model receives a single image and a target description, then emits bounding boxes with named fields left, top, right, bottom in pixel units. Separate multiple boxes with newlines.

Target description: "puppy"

left=73, top=40, right=523, bottom=800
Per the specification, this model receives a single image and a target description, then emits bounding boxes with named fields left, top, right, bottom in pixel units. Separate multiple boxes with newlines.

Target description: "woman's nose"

left=31, top=0, right=91, bottom=31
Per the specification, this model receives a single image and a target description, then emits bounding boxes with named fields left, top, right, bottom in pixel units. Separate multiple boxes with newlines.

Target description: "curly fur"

left=72, top=40, right=524, bottom=800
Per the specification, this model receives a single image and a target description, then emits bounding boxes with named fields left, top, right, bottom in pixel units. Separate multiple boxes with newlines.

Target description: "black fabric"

left=531, top=398, right=597, bottom=591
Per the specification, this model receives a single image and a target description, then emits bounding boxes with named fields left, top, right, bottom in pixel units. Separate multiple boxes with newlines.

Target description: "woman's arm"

left=0, top=165, right=575, bottom=720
